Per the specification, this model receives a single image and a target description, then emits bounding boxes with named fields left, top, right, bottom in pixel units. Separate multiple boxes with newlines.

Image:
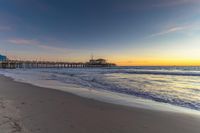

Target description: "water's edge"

left=0, top=70, right=200, bottom=116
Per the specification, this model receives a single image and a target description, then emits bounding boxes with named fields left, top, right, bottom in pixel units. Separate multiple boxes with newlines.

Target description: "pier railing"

left=0, top=60, right=116, bottom=69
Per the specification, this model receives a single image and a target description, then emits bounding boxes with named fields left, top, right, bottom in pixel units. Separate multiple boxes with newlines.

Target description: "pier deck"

left=0, top=60, right=116, bottom=69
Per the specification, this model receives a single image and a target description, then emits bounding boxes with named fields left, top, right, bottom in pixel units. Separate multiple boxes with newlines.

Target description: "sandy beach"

left=0, top=75, right=200, bottom=133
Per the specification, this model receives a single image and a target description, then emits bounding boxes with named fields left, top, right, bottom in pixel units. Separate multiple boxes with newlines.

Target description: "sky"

left=0, top=0, right=200, bottom=66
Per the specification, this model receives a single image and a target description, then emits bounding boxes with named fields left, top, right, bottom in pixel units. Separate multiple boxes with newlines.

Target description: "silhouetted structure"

left=0, top=58, right=116, bottom=69
left=0, top=54, right=7, bottom=62
left=87, top=58, right=115, bottom=67
left=89, top=58, right=106, bottom=64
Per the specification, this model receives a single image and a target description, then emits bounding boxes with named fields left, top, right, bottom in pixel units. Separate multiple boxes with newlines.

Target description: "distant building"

left=89, top=58, right=107, bottom=65
left=0, top=54, right=7, bottom=62
left=87, top=58, right=116, bottom=67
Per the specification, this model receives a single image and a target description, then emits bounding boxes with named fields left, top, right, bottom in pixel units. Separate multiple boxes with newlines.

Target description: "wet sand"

left=0, top=75, right=200, bottom=133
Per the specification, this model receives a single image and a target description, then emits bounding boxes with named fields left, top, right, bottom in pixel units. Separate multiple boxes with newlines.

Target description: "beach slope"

left=0, top=75, right=200, bottom=133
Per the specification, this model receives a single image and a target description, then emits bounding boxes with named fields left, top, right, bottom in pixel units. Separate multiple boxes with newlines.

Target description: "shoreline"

left=1, top=70, right=200, bottom=115
left=1, top=75, right=200, bottom=133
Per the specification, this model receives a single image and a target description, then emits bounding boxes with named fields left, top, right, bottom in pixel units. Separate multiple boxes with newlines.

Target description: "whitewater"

left=1, top=66, right=200, bottom=114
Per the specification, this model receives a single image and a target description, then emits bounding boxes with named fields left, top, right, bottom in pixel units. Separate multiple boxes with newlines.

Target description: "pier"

left=0, top=60, right=116, bottom=69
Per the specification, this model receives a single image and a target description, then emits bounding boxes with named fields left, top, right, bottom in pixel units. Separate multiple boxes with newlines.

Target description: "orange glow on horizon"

left=113, top=59, right=200, bottom=66
left=6, top=53, right=200, bottom=66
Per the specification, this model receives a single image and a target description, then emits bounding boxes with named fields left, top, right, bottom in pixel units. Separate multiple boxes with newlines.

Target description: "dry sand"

left=0, top=75, right=200, bottom=133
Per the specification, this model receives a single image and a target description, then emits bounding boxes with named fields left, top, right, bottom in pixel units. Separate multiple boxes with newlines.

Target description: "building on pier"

left=89, top=58, right=106, bottom=65
left=0, top=54, right=7, bottom=62
left=87, top=58, right=116, bottom=67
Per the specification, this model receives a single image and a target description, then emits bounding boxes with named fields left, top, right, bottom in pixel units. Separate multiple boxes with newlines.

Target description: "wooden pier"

left=0, top=60, right=116, bottom=69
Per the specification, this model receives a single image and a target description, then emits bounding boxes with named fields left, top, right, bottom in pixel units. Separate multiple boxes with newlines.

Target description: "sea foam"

left=1, top=67, right=200, bottom=114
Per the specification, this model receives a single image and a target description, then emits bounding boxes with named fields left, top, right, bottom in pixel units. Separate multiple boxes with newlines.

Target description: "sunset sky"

left=0, top=0, right=200, bottom=66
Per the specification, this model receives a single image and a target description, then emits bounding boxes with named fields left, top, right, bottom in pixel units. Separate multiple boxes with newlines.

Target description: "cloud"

left=149, top=26, right=186, bottom=37
left=114, top=0, right=200, bottom=12
left=0, top=26, right=12, bottom=31
left=8, top=39, right=38, bottom=45
left=148, top=22, right=200, bottom=38
left=37, top=44, right=70, bottom=53
left=12, top=0, right=50, bottom=12
left=7, top=38, right=70, bottom=53
left=151, top=0, right=200, bottom=8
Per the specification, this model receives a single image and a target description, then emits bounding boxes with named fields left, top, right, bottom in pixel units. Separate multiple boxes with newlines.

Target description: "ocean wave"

left=1, top=67, right=200, bottom=111
left=39, top=67, right=200, bottom=77
left=45, top=70, right=200, bottom=111
left=120, top=70, right=200, bottom=76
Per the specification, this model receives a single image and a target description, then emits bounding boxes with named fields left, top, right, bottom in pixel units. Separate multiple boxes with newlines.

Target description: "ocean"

left=1, top=66, right=200, bottom=113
